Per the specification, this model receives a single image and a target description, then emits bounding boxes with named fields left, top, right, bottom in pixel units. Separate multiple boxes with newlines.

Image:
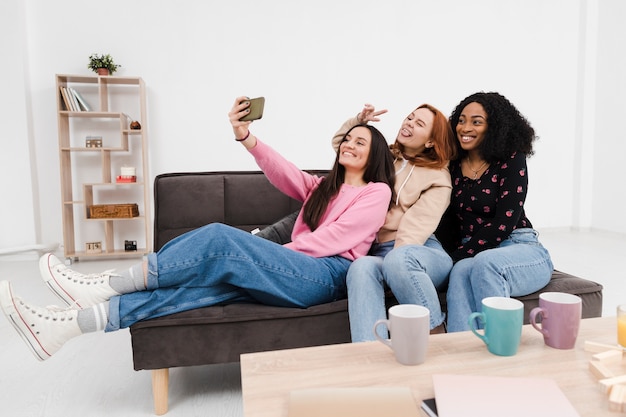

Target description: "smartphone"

left=239, top=97, right=265, bottom=121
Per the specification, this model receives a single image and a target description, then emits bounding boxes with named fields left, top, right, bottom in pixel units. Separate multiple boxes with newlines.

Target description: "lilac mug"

left=530, top=292, right=582, bottom=349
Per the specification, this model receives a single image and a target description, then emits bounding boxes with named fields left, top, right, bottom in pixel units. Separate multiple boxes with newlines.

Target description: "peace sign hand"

left=356, top=103, right=388, bottom=124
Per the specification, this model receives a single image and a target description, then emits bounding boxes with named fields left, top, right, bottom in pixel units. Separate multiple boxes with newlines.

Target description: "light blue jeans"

left=445, top=228, right=553, bottom=332
left=106, top=223, right=350, bottom=331
left=347, top=235, right=452, bottom=342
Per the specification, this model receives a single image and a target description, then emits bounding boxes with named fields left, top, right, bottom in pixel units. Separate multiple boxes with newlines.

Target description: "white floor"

left=0, top=228, right=623, bottom=416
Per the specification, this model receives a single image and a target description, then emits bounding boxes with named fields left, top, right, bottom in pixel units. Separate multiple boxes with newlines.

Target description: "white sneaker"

left=0, top=281, right=81, bottom=361
left=39, top=253, right=120, bottom=308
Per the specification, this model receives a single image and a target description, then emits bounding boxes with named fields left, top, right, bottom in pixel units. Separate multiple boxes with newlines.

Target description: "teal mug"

left=469, top=297, right=524, bottom=356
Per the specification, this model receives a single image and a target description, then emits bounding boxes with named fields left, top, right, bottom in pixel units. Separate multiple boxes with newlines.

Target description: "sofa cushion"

left=130, top=300, right=351, bottom=370
left=254, top=210, right=299, bottom=243
left=515, top=270, right=603, bottom=321
left=153, top=172, right=327, bottom=251
left=435, top=270, right=603, bottom=325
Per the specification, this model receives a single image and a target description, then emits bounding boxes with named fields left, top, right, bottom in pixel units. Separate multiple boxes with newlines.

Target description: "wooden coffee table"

left=241, top=317, right=624, bottom=417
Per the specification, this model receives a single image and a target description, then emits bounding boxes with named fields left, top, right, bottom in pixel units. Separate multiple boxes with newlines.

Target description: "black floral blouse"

left=449, top=151, right=532, bottom=263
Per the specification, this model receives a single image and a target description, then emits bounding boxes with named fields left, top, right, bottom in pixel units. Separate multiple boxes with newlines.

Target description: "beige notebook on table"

left=432, top=374, right=580, bottom=417
left=288, top=387, right=420, bottom=417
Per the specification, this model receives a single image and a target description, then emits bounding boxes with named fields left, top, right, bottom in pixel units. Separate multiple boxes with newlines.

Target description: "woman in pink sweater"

left=0, top=97, right=395, bottom=361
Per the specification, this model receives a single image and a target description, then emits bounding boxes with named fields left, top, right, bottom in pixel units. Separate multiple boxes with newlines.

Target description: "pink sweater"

left=249, top=139, right=391, bottom=261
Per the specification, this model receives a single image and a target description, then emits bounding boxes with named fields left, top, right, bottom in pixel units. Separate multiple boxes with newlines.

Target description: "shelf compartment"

left=83, top=184, right=145, bottom=214
left=58, top=112, right=132, bottom=150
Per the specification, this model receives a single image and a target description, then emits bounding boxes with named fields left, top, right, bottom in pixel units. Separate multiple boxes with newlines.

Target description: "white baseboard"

left=0, top=243, right=60, bottom=259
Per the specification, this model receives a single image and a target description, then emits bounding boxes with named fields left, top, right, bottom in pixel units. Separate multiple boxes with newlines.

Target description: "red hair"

left=390, top=104, right=457, bottom=169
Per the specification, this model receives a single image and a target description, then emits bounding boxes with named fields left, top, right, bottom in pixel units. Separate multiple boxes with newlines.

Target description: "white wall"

left=2, top=0, right=623, bottom=253
left=0, top=1, right=38, bottom=250
left=592, top=0, right=626, bottom=232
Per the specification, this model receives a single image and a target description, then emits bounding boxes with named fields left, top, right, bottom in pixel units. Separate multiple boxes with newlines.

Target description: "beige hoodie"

left=332, top=117, right=451, bottom=247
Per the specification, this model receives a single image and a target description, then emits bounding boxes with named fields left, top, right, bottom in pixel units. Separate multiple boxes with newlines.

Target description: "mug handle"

left=529, top=307, right=548, bottom=336
left=468, top=312, right=488, bottom=345
left=373, top=319, right=392, bottom=349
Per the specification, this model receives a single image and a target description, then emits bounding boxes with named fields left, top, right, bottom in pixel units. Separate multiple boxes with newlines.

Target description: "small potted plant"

left=88, top=53, right=121, bottom=76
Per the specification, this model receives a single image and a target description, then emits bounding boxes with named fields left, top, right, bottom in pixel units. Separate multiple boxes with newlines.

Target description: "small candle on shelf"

left=117, top=166, right=137, bottom=183
left=120, top=166, right=136, bottom=177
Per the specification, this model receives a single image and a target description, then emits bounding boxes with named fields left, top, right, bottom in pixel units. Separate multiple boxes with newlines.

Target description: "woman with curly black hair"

left=442, top=91, right=554, bottom=332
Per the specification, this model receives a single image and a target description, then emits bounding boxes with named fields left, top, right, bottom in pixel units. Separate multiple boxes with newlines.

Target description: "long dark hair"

left=303, top=124, right=395, bottom=231
left=449, top=92, right=536, bottom=163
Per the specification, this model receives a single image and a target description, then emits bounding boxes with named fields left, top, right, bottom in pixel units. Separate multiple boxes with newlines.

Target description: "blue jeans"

left=106, top=223, right=350, bottom=331
left=445, top=228, right=553, bottom=332
left=347, top=235, right=452, bottom=342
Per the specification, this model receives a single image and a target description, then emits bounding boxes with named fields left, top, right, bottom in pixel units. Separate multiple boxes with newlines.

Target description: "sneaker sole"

left=39, top=254, right=76, bottom=307
left=0, top=281, right=50, bottom=361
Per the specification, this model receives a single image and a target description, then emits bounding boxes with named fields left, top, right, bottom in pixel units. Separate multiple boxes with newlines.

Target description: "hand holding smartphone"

left=239, top=97, right=265, bottom=121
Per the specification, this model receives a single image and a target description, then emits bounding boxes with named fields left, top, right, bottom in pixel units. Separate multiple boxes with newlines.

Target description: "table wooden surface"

left=240, top=316, right=625, bottom=417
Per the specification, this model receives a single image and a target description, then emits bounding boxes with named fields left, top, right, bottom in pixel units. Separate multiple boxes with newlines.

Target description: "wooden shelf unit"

left=55, top=74, right=151, bottom=261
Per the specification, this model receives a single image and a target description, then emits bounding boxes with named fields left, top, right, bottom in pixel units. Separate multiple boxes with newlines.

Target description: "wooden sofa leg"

left=152, top=368, right=170, bottom=415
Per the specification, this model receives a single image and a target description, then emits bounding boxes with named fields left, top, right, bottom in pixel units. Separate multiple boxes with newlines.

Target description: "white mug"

left=373, top=304, right=430, bottom=366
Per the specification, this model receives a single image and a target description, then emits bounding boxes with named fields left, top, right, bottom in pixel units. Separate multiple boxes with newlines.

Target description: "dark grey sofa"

left=129, top=171, right=604, bottom=415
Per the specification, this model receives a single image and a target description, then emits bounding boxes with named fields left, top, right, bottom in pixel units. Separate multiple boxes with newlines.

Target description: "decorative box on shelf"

left=86, top=136, right=103, bottom=148
left=88, top=203, right=139, bottom=219
left=85, top=241, right=102, bottom=254
left=125, top=240, right=138, bottom=251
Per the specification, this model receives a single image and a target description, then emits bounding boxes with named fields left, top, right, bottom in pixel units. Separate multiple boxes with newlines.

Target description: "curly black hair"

left=449, top=92, right=537, bottom=162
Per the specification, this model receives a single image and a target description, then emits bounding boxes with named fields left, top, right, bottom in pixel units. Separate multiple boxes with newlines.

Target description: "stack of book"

left=59, top=87, right=92, bottom=112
